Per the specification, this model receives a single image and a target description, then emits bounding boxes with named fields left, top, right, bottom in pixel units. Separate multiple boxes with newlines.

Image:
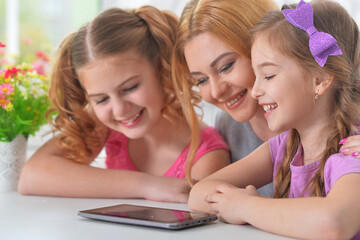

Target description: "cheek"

left=91, top=104, right=108, bottom=122
left=199, top=85, right=215, bottom=104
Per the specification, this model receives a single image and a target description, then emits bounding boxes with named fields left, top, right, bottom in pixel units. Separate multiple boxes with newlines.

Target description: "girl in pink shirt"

left=18, top=6, right=230, bottom=202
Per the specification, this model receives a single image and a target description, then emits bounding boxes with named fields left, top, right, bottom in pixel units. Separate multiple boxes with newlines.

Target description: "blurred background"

left=0, top=0, right=359, bottom=160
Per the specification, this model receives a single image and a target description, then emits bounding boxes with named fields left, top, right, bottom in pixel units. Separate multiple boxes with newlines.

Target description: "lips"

left=118, top=108, right=144, bottom=127
left=224, top=89, right=247, bottom=110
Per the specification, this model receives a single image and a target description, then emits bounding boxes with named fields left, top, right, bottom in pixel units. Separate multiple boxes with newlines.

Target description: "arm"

left=18, top=137, right=189, bottom=202
left=188, top=142, right=273, bottom=212
left=207, top=174, right=360, bottom=240
left=187, top=120, right=231, bottom=183
left=191, top=148, right=231, bottom=182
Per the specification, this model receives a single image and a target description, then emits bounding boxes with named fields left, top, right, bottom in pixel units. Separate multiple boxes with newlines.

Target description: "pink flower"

left=4, top=67, right=21, bottom=79
left=0, top=83, right=14, bottom=96
left=0, top=42, right=5, bottom=48
left=32, top=59, right=50, bottom=76
left=0, top=96, right=10, bottom=109
left=35, top=51, right=50, bottom=62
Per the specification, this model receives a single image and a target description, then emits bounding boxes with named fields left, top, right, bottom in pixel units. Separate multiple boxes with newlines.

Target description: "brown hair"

left=251, top=0, right=360, bottom=197
left=47, top=6, right=183, bottom=164
left=172, top=0, right=279, bottom=184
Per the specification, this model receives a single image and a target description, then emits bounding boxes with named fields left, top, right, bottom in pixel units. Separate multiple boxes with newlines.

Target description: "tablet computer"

left=78, top=204, right=217, bottom=229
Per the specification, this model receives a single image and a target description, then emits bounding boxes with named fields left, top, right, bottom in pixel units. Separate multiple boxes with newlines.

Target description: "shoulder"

left=198, top=126, right=229, bottom=150
left=268, top=130, right=290, bottom=151
left=324, top=153, right=360, bottom=194
left=268, top=130, right=291, bottom=164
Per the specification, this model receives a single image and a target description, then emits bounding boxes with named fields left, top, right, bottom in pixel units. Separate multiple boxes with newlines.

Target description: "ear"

left=313, top=73, right=334, bottom=96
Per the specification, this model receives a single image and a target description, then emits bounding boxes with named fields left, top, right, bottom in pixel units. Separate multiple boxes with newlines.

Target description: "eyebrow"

left=256, top=62, right=279, bottom=68
left=190, top=52, right=235, bottom=76
left=87, top=75, right=139, bottom=98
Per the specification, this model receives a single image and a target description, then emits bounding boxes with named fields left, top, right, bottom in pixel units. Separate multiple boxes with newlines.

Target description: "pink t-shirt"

left=269, top=130, right=360, bottom=239
left=105, top=127, right=229, bottom=178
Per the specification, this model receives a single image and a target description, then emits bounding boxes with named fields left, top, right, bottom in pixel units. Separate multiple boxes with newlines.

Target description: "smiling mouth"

left=119, top=109, right=144, bottom=124
left=226, top=89, right=247, bottom=107
left=263, top=104, right=278, bottom=112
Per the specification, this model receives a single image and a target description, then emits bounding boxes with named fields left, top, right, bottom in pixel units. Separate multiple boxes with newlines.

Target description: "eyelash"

left=196, top=77, right=208, bottom=86
left=96, top=97, right=108, bottom=105
left=220, top=61, right=235, bottom=73
left=95, top=83, right=139, bottom=104
left=196, top=61, right=236, bottom=86
left=264, top=75, right=275, bottom=80
left=123, top=83, right=139, bottom=92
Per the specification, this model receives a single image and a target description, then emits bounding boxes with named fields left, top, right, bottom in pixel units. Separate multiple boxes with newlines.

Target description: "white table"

left=0, top=192, right=293, bottom=240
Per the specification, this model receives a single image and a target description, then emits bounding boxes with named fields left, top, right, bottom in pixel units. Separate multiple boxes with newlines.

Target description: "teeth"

left=120, top=111, right=142, bottom=124
left=263, top=104, right=278, bottom=112
left=226, top=90, right=247, bottom=106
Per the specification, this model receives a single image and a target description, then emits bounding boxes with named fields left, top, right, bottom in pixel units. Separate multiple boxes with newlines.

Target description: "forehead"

left=77, top=49, right=154, bottom=87
left=251, top=35, right=288, bottom=66
left=185, top=32, right=232, bottom=56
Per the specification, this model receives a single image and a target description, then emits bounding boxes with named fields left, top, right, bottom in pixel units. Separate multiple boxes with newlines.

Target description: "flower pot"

left=0, top=134, right=27, bottom=192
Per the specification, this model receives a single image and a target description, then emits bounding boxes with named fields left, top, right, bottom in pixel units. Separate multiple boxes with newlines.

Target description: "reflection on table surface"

left=0, top=192, right=293, bottom=240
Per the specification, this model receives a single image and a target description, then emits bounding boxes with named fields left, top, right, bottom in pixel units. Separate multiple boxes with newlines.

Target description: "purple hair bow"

left=282, top=0, right=342, bottom=67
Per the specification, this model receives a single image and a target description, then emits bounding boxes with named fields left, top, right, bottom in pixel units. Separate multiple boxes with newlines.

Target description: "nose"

left=251, top=78, right=264, bottom=99
left=112, top=96, right=131, bottom=118
left=210, top=78, right=229, bottom=100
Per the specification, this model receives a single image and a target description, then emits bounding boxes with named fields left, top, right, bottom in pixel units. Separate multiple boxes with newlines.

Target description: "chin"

left=229, top=108, right=256, bottom=123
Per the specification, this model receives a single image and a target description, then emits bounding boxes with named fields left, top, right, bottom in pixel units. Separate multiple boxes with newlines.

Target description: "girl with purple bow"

left=173, top=0, right=360, bottom=199
left=188, top=0, right=360, bottom=239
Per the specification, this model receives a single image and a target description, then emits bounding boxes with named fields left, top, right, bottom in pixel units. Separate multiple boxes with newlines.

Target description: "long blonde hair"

left=172, top=0, right=279, bottom=184
left=251, top=0, right=360, bottom=197
left=48, top=6, right=184, bottom=164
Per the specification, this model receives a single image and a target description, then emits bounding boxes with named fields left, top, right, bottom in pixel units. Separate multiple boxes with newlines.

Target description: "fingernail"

left=339, top=138, right=348, bottom=145
left=352, top=152, right=359, bottom=157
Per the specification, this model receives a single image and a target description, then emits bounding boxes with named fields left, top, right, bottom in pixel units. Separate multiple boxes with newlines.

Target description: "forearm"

left=241, top=196, right=357, bottom=240
left=18, top=155, right=151, bottom=198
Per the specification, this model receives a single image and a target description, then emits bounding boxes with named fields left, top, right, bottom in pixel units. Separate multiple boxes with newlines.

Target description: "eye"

left=123, top=83, right=139, bottom=93
left=220, top=61, right=235, bottom=73
left=196, top=77, right=208, bottom=86
left=95, top=96, right=109, bottom=105
left=264, top=75, right=275, bottom=80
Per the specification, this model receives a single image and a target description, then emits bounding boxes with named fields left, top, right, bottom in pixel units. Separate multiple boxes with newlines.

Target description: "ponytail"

left=47, top=28, right=102, bottom=164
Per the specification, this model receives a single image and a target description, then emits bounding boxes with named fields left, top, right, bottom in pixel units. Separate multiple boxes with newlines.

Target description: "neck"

left=133, top=116, right=190, bottom=148
left=249, top=105, right=280, bottom=141
left=297, top=91, right=334, bottom=165
left=297, top=115, right=331, bottom=165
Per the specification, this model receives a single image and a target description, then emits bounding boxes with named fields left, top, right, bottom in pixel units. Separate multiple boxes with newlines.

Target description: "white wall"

left=27, top=0, right=360, bottom=160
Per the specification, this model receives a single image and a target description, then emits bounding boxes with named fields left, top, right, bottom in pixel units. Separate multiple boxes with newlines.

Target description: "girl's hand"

left=339, top=135, right=360, bottom=158
left=143, top=177, right=190, bottom=203
left=205, top=184, right=258, bottom=225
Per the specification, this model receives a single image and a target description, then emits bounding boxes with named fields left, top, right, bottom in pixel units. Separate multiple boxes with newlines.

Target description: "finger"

left=340, top=146, right=360, bottom=158
left=245, top=185, right=257, bottom=191
left=205, top=193, right=221, bottom=203
left=215, top=184, right=229, bottom=193
left=245, top=185, right=259, bottom=196
left=340, top=136, right=360, bottom=149
left=209, top=203, right=220, bottom=213
left=217, top=213, right=226, bottom=222
left=216, top=183, right=238, bottom=193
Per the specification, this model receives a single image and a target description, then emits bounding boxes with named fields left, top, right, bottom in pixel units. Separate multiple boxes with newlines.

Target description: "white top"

left=0, top=192, right=293, bottom=240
